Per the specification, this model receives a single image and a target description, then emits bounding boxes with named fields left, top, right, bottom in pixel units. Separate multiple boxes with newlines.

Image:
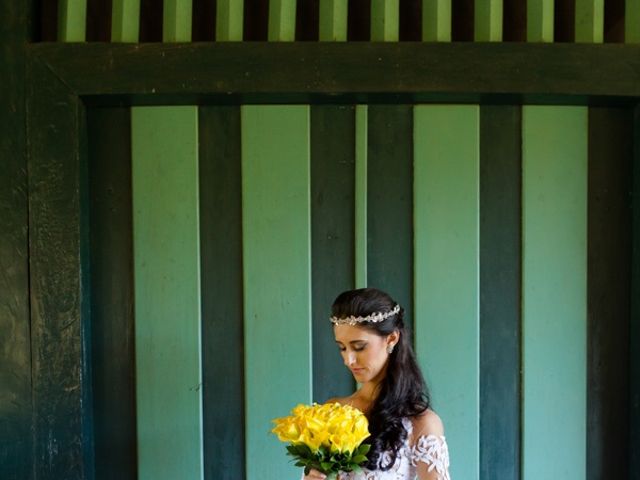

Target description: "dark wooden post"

left=0, top=1, right=35, bottom=479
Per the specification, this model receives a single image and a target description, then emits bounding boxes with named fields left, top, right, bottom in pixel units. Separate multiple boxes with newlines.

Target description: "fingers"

left=304, top=469, right=327, bottom=479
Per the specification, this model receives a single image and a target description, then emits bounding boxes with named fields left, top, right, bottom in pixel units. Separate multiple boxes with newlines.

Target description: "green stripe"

left=163, top=0, right=192, bottom=42
left=522, top=106, right=587, bottom=480
left=198, top=106, right=245, bottom=480
left=371, top=0, right=399, bottom=41
left=575, top=0, right=604, bottom=42
left=88, top=108, right=137, bottom=480
left=111, top=0, right=140, bottom=42
left=355, top=105, right=368, bottom=288
left=631, top=106, right=640, bottom=478
left=479, top=105, right=522, bottom=480
left=268, top=0, right=297, bottom=41
left=310, top=105, right=357, bottom=402
left=216, top=0, right=244, bottom=41
left=475, top=0, right=503, bottom=41
left=319, top=0, right=348, bottom=41
left=132, top=107, right=203, bottom=480
left=58, top=0, right=87, bottom=41
left=527, top=0, right=554, bottom=42
left=626, top=0, right=640, bottom=43
left=414, top=105, right=480, bottom=480
left=422, top=0, right=452, bottom=41
left=241, top=106, right=312, bottom=480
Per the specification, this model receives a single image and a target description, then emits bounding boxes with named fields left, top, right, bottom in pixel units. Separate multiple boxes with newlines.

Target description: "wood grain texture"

left=199, top=106, right=246, bottom=480
left=29, top=42, right=640, bottom=103
left=0, top=1, right=33, bottom=478
left=367, top=105, right=414, bottom=339
left=479, top=105, right=521, bottom=480
left=522, top=106, right=587, bottom=480
left=310, top=105, right=356, bottom=402
left=586, top=107, right=633, bottom=480
left=413, top=105, right=480, bottom=480
left=87, top=107, right=137, bottom=480
left=28, top=54, right=94, bottom=480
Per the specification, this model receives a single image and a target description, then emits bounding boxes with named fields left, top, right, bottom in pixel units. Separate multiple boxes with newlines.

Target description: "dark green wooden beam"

left=27, top=42, right=640, bottom=105
left=0, top=1, right=34, bottom=479
left=27, top=50, right=94, bottom=480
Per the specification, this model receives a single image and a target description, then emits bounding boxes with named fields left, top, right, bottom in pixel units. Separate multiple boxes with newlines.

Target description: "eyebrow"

left=335, top=340, right=367, bottom=345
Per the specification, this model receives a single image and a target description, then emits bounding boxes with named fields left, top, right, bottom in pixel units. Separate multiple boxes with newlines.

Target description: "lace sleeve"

left=411, top=434, right=451, bottom=480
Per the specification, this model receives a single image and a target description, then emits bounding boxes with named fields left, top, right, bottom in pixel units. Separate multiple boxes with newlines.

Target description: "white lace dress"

left=303, top=418, right=451, bottom=480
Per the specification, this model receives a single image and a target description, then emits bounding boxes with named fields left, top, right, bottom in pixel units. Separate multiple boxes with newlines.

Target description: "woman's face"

left=334, top=324, right=397, bottom=384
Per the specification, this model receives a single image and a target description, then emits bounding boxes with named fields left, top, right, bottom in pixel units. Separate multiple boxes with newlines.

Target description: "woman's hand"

left=303, top=468, right=327, bottom=479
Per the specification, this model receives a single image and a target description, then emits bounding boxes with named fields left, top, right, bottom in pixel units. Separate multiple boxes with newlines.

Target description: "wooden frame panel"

left=21, top=38, right=640, bottom=478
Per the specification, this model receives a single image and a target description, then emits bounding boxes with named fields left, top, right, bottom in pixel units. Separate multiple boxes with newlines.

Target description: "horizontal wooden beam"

left=29, top=43, right=640, bottom=104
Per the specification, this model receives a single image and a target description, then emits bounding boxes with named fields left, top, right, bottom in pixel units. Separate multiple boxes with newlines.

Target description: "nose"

left=345, top=351, right=356, bottom=366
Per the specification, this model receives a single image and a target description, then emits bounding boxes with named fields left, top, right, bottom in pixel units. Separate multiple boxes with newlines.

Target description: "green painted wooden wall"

left=101, top=102, right=631, bottom=480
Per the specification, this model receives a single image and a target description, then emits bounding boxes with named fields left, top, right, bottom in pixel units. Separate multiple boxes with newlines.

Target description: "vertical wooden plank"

left=131, top=107, right=203, bottom=480
left=242, top=106, right=312, bottom=480
left=422, top=0, right=452, bottom=41
left=631, top=106, right=640, bottom=480
left=319, top=0, right=348, bottom=41
left=111, top=0, right=141, bottom=42
left=58, top=0, right=88, bottom=41
left=587, top=107, right=633, bottom=480
left=475, top=0, right=503, bottom=40
left=575, top=0, right=604, bottom=42
left=371, top=0, right=400, bottom=40
left=28, top=57, right=93, bottom=480
left=216, top=0, right=243, bottom=40
left=527, top=0, right=554, bottom=41
left=268, top=0, right=297, bottom=40
left=0, top=1, right=33, bottom=479
left=367, top=105, right=413, bottom=339
left=479, top=106, right=521, bottom=480
left=163, top=0, right=192, bottom=41
left=355, top=105, right=368, bottom=288
left=87, top=108, right=137, bottom=480
left=414, top=105, right=480, bottom=480
left=199, top=106, right=245, bottom=480
left=522, top=106, right=587, bottom=480
left=311, top=105, right=357, bottom=402
left=626, top=0, right=640, bottom=42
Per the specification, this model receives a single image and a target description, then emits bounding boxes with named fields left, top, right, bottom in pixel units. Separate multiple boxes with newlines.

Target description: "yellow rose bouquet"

left=271, top=402, right=371, bottom=479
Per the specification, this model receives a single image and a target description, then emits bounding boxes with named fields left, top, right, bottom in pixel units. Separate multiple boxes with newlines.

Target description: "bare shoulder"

left=411, top=409, right=445, bottom=437
left=324, top=396, right=348, bottom=405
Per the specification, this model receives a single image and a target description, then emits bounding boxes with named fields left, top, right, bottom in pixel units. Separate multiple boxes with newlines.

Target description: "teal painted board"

left=111, top=0, right=141, bottom=42
left=414, top=105, right=480, bottom=480
left=422, top=0, right=452, bottom=41
left=371, top=0, right=400, bottom=41
left=131, top=107, right=203, bottom=480
left=527, top=0, right=554, bottom=42
left=163, top=0, right=192, bottom=41
left=631, top=106, right=640, bottom=478
left=216, top=0, right=243, bottom=41
left=319, top=0, right=348, bottom=41
left=475, top=0, right=503, bottom=41
left=242, top=105, right=312, bottom=480
left=268, top=0, right=297, bottom=40
left=58, top=0, right=87, bottom=41
left=522, top=106, right=587, bottom=480
left=355, top=105, right=368, bottom=288
left=575, top=0, right=604, bottom=42
left=627, top=0, right=640, bottom=43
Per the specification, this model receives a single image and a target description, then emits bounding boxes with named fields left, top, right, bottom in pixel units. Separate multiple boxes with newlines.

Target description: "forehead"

left=333, top=324, right=380, bottom=343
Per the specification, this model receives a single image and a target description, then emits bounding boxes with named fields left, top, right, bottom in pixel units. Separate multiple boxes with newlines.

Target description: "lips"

left=351, top=368, right=365, bottom=374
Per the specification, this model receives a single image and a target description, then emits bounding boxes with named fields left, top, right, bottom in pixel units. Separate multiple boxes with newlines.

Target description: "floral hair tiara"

left=330, top=304, right=401, bottom=326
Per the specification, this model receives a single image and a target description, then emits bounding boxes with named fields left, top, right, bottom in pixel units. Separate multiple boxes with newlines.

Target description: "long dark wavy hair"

left=331, top=287, right=431, bottom=471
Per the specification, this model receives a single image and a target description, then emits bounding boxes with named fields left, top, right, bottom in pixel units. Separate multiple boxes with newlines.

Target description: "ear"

left=387, top=330, right=400, bottom=348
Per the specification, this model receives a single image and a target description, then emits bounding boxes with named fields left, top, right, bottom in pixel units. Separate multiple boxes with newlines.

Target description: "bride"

left=304, top=288, right=451, bottom=480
